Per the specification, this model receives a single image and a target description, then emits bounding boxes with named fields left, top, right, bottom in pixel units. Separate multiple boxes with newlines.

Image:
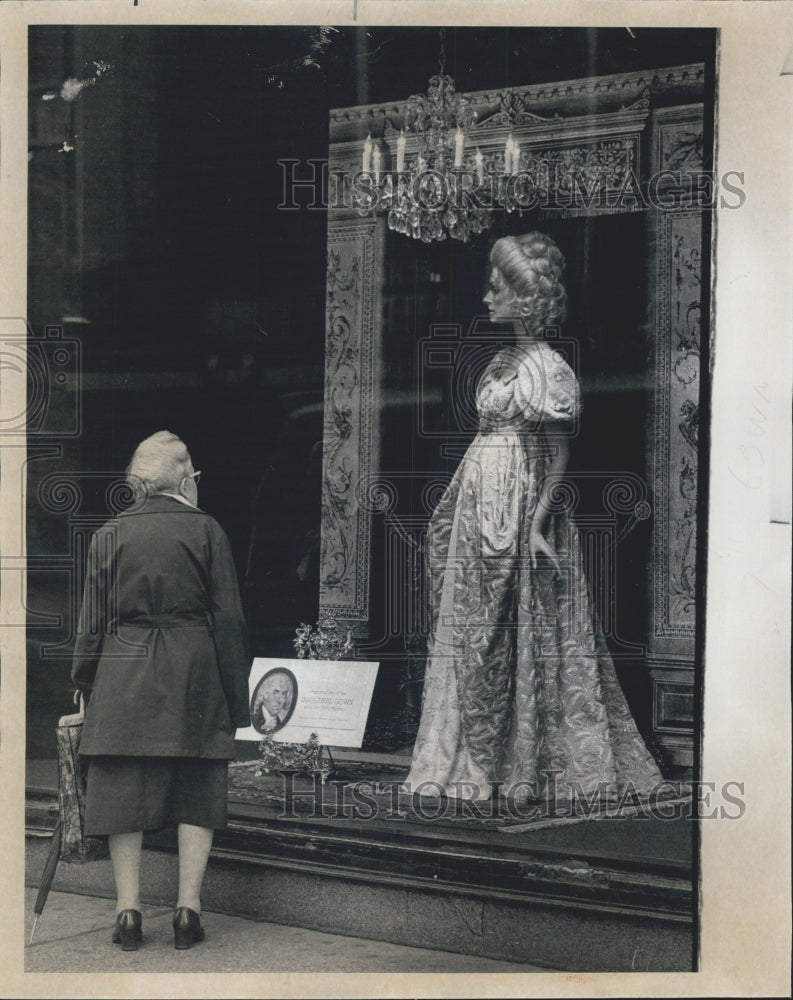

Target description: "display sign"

left=235, top=657, right=379, bottom=748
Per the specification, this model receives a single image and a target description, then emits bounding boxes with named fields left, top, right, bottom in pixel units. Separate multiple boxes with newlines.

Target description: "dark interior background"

left=26, top=25, right=716, bottom=759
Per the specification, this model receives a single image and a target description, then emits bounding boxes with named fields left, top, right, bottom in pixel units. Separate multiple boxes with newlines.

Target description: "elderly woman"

left=402, top=232, right=661, bottom=804
left=71, top=431, right=250, bottom=950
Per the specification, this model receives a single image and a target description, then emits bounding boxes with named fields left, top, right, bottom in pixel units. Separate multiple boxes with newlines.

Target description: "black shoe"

left=173, top=906, right=205, bottom=950
left=111, top=909, right=142, bottom=951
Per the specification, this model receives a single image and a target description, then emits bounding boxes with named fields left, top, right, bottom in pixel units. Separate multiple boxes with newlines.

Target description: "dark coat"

left=71, top=495, right=251, bottom=758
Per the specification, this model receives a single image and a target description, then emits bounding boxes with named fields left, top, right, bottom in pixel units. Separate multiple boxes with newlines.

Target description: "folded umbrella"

left=29, top=694, right=108, bottom=945
left=29, top=817, right=61, bottom=946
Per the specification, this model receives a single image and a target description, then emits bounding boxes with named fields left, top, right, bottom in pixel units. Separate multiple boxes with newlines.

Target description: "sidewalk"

left=24, top=889, right=549, bottom=974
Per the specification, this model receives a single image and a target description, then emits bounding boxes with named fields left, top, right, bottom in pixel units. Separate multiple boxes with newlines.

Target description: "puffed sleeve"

left=513, top=345, right=581, bottom=424
left=209, top=523, right=252, bottom=729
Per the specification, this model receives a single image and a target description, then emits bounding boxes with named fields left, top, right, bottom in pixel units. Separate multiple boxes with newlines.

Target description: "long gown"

left=403, top=340, right=662, bottom=801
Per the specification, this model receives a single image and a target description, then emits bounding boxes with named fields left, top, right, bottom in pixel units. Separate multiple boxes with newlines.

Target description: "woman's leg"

left=108, top=831, right=143, bottom=914
left=176, top=823, right=214, bottom=913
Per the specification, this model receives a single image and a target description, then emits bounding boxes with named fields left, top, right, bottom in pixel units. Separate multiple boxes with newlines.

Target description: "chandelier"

left=355, top=30, right=496, bottom=243
left=346, top=31, right=648, bottom=240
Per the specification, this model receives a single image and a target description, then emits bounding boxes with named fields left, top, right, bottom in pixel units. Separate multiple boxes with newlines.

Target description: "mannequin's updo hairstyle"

left=489, top=231, right=567, bottom=332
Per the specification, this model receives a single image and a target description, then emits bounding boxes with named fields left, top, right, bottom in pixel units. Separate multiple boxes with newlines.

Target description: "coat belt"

left=115, top=612, right=214, bottom=634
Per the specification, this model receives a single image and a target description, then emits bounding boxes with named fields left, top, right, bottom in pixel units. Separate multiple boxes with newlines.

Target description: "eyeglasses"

left=183, top=471, right=202, bottom=486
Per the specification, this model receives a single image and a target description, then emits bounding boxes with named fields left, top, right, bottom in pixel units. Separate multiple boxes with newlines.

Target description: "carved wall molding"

left=329, top=63, right=704, bottom=143
left=319, top=218, right=380, bottom=622
left=646, top=103, right=706, bottom=768
left=650, top=104, right=704, bottom=649
left=652, top=208, right=702, bottom=642
left=468, top=88, right=649, bottom=144
left=655, top=104, right=705, bottom=173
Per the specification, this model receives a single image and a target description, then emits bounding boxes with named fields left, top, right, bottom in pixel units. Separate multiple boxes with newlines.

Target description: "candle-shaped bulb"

left=418, top=152, right=426, bottom=174
left=363, top=133, right=373, bottom=174
left=503, top=135, right=512, bottom=175
left=396, top=130, right=406, bottom=173
left=511, top=137, right=520, bottom=173
left=474, top=147, right=484, bottom=184
left=454, top=127, right=464, bottom=168
left=372, top=145, right=381, bottom=183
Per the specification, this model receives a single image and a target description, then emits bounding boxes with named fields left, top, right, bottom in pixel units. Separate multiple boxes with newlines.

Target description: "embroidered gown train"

left=403, top=340, right=662, bottom=800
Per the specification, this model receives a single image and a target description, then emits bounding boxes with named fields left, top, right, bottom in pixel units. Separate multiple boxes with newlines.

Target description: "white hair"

left=126, top=430, right=191, bottom=500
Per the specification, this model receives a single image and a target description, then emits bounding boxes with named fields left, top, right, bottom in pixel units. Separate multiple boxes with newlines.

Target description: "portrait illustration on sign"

left=250, top=668, right=298, bottom=735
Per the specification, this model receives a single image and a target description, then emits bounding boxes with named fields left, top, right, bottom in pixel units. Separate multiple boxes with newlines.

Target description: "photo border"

left=1, top=3, right=790, bottom=998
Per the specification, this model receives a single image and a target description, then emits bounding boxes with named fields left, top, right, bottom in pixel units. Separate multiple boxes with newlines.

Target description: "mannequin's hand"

left=529, top=526, right=561, bottom=576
